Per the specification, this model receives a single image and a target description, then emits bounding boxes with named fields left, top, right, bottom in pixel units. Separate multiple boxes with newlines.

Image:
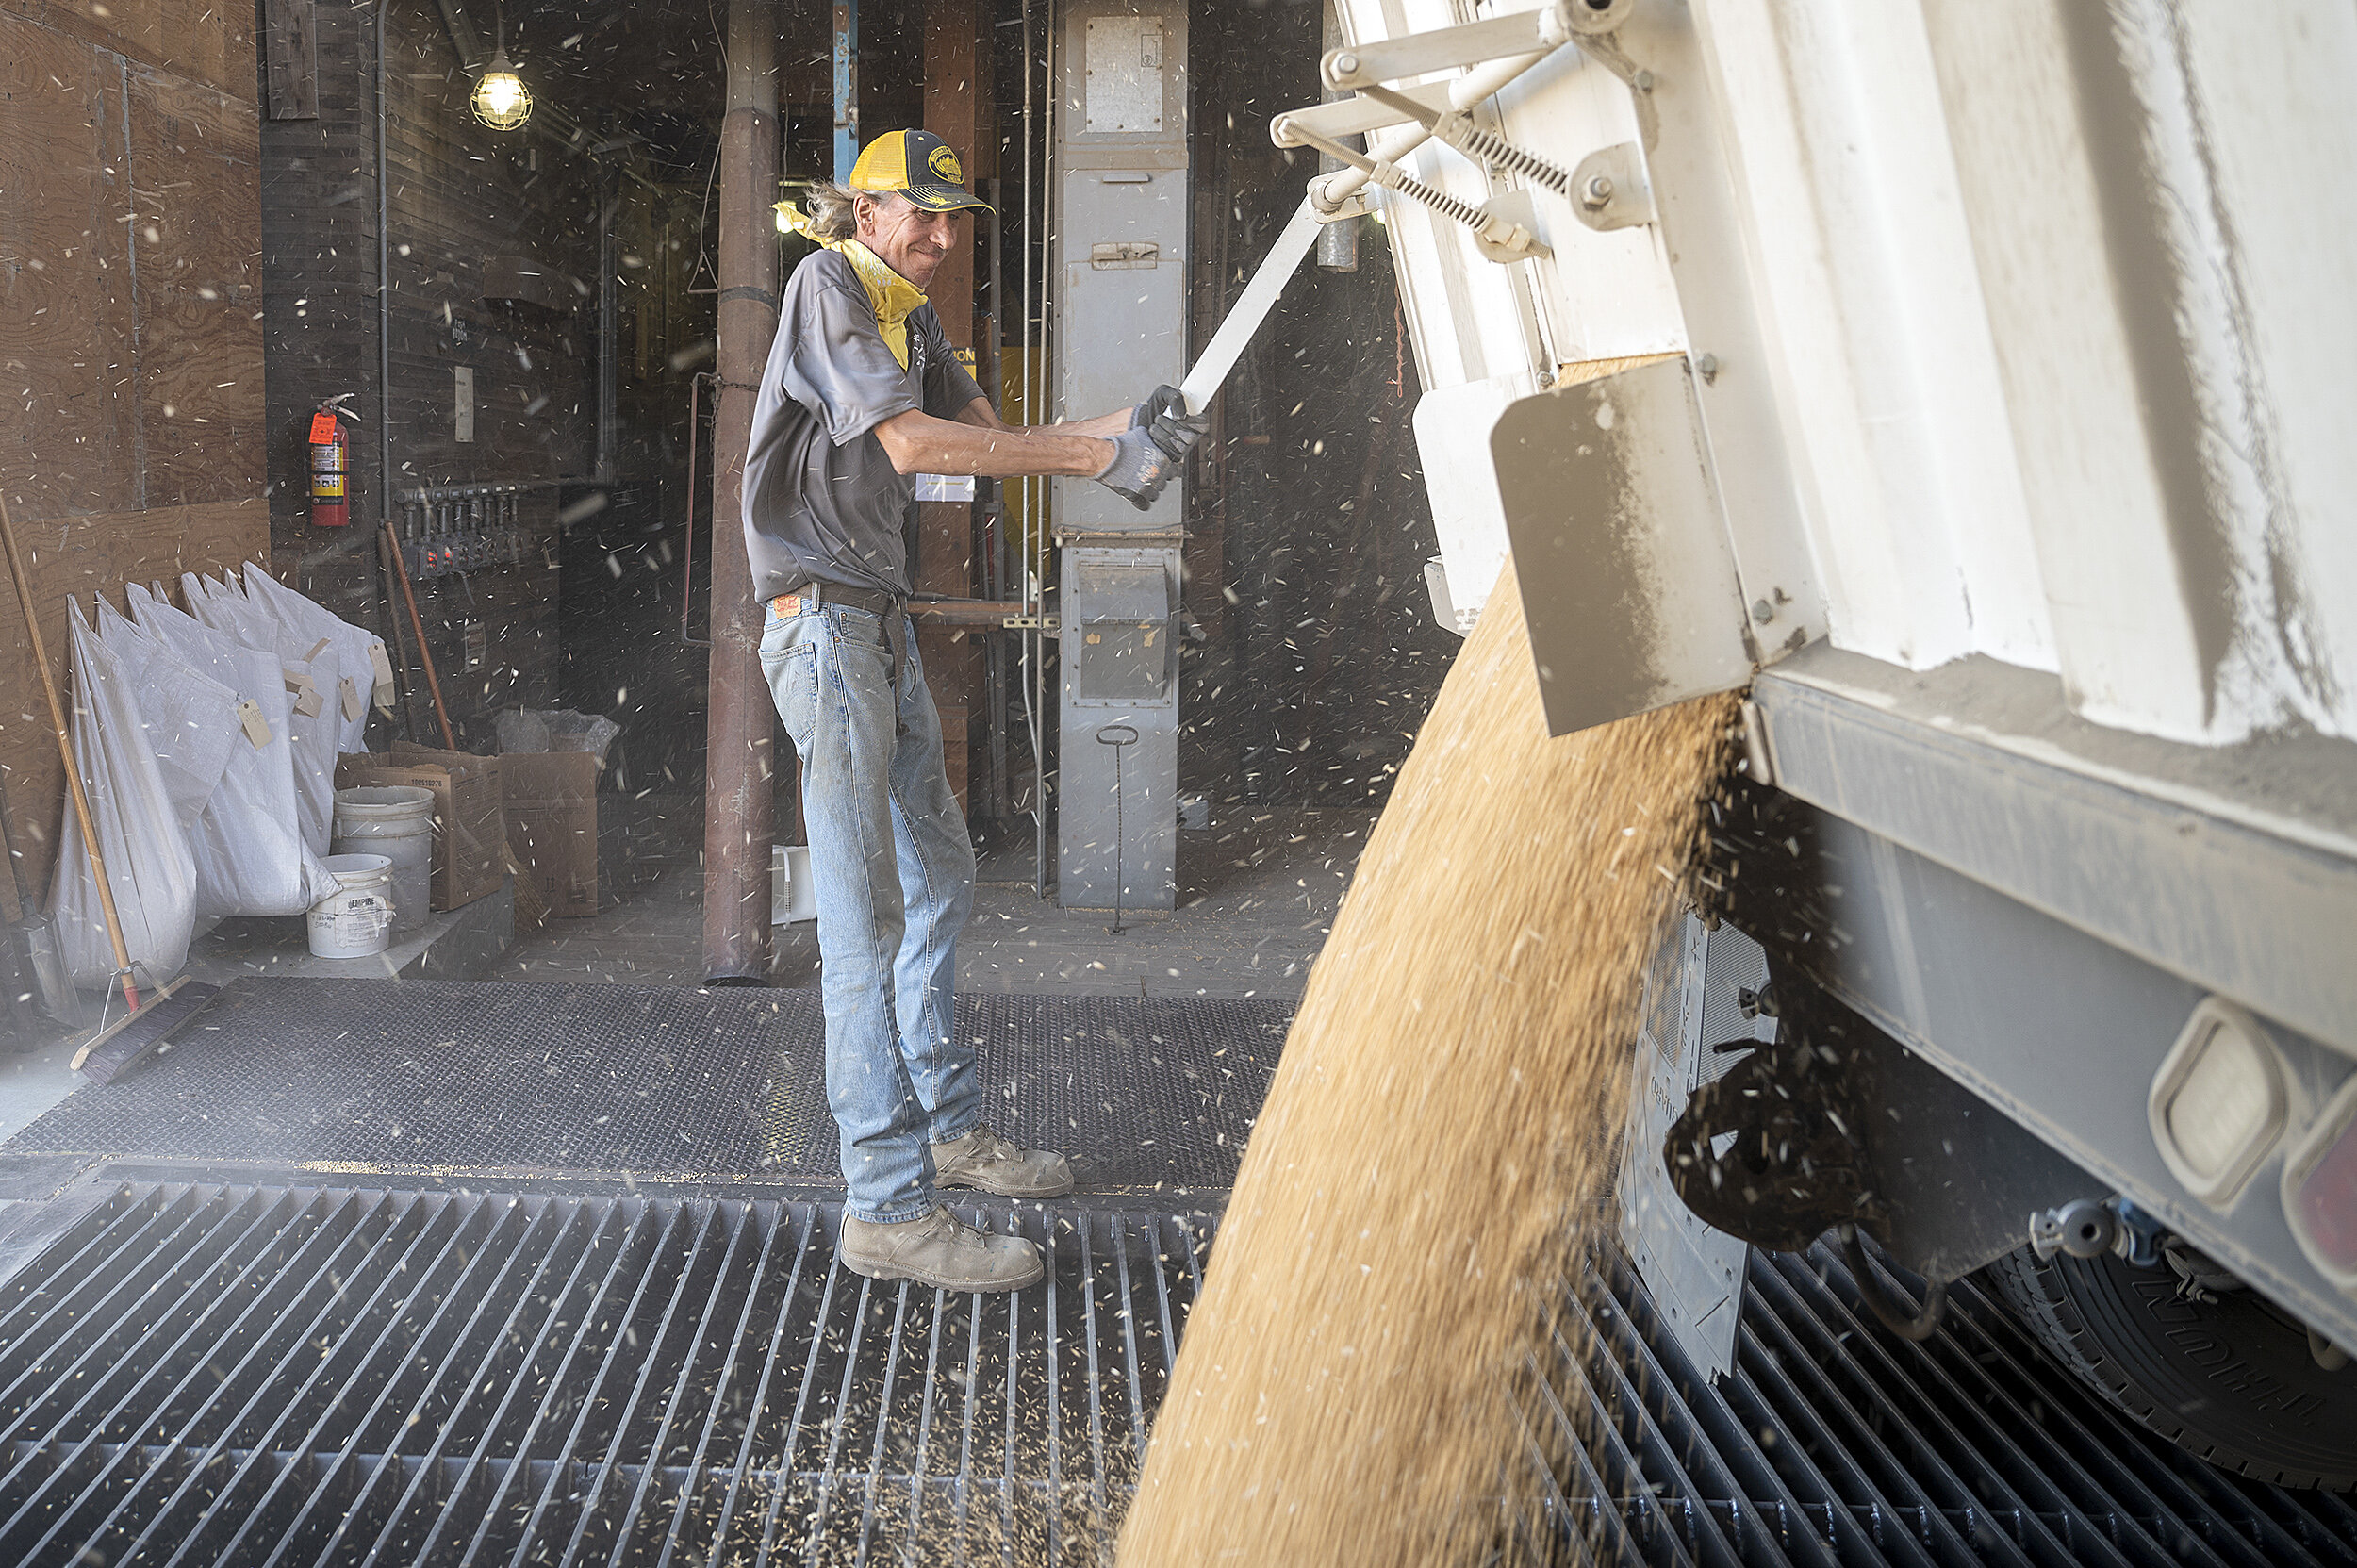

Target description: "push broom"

left=0, top=490, right=141, bottom=1019
left=0, top=492, right=228, bottom=1082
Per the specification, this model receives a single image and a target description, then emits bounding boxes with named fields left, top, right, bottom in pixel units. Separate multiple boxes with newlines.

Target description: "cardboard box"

left=338, top=747, right=507, bottom=911
left=501, top=751, right=601, bottom=918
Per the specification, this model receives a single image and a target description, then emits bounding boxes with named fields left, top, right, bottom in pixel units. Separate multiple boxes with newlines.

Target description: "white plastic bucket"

left=772, top=844, right=816, bottom=924
left=333, top=784, right=434, bottom=933
left=307, top=852, right=395, bottom=958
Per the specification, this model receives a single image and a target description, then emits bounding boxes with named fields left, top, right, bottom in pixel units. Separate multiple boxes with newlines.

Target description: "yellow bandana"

left=777, top=205, right=927, bottom=370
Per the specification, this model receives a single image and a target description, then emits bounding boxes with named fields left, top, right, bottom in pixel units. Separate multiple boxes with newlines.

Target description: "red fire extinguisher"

left=307, top=393, right=357, bottom=528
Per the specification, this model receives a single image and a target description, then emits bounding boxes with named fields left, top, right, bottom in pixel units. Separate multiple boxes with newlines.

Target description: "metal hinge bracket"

left=1571, top=141, right=1656, bottom=231
left=1315, top=190, right=1373, bottom=224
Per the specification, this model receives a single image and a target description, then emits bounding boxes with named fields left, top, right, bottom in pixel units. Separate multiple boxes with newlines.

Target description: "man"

left=743, top=128, right=1203, bottom=1293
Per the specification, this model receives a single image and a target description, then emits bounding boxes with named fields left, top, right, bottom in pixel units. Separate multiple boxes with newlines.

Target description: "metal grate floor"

left=1521, top=1241, right=2357, bottom=1567
left=5, top=1175, right=2352, bottom=1565
left=0, top=1181, right=1208, bottom=1566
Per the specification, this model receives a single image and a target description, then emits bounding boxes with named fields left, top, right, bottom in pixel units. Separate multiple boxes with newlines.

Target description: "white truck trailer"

left=1293, top=0, right=2357, bottom=1488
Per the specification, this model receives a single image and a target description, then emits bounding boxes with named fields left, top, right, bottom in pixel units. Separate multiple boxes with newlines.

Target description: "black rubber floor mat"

left=3, top=981, right=1289, bottom=1191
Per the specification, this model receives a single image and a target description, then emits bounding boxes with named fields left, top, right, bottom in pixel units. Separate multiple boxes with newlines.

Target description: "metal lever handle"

left=1178, top=202, right=1325, bottom=415
left=1096, top=727, right=1141, bottom=934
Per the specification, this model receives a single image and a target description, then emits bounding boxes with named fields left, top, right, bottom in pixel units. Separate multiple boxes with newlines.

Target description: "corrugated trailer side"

left=1310, top=0, right=2357, bottom=1483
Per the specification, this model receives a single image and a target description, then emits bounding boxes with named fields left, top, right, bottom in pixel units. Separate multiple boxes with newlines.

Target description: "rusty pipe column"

left=701, top=0, right=780, bottom=982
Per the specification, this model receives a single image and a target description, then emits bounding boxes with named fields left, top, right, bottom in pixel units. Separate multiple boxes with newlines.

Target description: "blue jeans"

left=760, top=600, right=980, bottom=1222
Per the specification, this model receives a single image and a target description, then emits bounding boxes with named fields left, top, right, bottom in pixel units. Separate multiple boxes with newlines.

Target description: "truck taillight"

left=2284, top=1079, right=2357, bottom=1290
left=2148, top=999, right=2286, bottom=1209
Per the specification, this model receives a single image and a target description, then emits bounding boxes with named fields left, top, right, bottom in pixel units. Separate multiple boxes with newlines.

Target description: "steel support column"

left=700, top=0, right=780, bottom=982
left=1053, top=1, right=1189, bottom=912
left=594, top=159, right=619, bottom=484
left=832, top=0, right=859, bottom=183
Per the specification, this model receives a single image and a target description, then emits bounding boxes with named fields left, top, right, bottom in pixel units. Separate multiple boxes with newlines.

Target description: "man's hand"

left=1094, top=424, right=1180, bottom=511
left=1132, top=385, right=1211, bottom=462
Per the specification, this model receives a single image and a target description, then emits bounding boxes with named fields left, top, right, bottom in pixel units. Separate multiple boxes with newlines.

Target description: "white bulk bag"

left=131, top=585, right=304, bottom=825
left=91, top=597, right=236, bottom=833
left=239, top=562, right=387, bottom=757
left=51, top=602, right=196, bottom=991
left=124, top=586, right=335, bottom=916
left=185, top=572, right=341, bottom=857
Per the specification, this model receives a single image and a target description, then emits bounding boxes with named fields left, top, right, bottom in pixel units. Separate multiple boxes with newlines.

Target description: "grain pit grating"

left=1515, top=1241, right=2357, bottom=1567
left=6, top=1178, right=2353, bottom=1565
left=0, top=1182, right=1207, bottom=1566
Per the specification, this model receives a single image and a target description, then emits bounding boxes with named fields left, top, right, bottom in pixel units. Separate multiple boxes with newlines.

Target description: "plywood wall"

left=0, top=0, right=266, bottom=900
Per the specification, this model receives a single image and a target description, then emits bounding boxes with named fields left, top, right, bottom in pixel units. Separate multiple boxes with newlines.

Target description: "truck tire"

left=1984, top=1246, right=2357, bottom=1491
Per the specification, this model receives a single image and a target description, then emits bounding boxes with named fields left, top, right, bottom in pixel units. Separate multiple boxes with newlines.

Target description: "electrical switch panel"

left=397, top=487, right=530, bottom=581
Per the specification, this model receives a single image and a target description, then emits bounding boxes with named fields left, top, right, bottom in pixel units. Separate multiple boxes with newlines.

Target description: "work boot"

left=838, top=1206, right=1044, bottom=1291
left=931, top=1122, right=1076, bottom=1198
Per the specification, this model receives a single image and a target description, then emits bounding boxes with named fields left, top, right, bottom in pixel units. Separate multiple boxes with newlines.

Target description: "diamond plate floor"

left=2, top=980, right=1289, bottom=1193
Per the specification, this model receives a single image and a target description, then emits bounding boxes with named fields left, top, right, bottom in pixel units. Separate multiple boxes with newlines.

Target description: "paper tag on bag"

left=340, top=676, right=363, bottom=721
left=369, top=642, right=397, bottom=710
left=304, top=637, right=332, bottom=663
left=285, top=668, right=322, bottom=718
left=237, top=699, right=272, bottom=747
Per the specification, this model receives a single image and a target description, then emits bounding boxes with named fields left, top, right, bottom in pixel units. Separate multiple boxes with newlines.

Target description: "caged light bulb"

left=471, top=53, right=532, bottom=131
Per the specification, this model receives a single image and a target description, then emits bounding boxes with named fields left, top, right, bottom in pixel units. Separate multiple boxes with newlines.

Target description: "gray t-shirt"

left=740, top=249, right=988, bottom=601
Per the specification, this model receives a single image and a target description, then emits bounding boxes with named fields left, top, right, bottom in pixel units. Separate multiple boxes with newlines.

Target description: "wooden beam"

left=262, top=0, right=318, bottom=120
left=922, top=0, right=985, bottom=351
left=700, top=0, right=780, bottom=982
left=922, top=0, right=991, bottom=813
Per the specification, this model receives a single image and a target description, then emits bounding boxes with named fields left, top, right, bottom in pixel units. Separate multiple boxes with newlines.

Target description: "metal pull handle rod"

left=1096, top=725, right=1140, bottom=933
left=1188, top=33, right=1575, bottom=417
left=1177, top=199, right=1326, bottom=417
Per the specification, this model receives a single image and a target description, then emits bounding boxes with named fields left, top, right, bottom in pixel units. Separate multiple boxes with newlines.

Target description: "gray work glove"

left=1133, top=384, right=1211, bottom=462
left=1095, top=423, right=1179, bottom=511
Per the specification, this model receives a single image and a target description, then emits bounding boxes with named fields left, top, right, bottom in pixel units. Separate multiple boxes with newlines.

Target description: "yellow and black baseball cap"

left=849, top=129, right=994, bottom=214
